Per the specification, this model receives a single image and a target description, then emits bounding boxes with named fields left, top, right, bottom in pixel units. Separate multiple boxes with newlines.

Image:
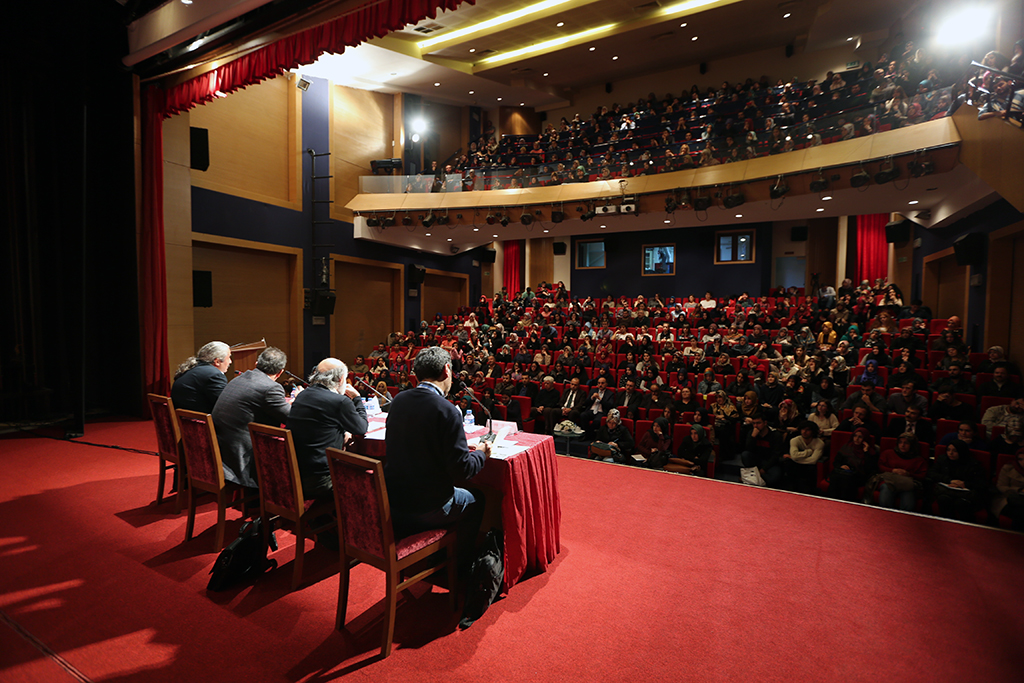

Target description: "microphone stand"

left=283, top=370, right=309, bottom=387
left=461, top=383, right=496, bottom=443
left=354, top=376, right=393, bottom=405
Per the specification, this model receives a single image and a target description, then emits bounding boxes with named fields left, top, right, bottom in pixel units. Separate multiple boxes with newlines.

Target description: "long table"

left=353, top=414, right=561, bottom=592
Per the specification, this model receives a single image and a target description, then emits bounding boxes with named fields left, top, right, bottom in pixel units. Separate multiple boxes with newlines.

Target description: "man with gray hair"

left=171, top=341, right=232, bottom=413
left=286, top=358, right=368, bottom=498
left=212, top=347, right=292, bottom=489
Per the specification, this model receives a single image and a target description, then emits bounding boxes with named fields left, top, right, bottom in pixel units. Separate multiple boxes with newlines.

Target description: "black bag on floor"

left=458, top=529, right=504, bottom=630
left=207, top=518, right=278, bottom=592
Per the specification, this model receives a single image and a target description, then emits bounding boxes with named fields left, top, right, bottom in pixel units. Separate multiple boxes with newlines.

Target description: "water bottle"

left=464, top=409, right=475, bottom=426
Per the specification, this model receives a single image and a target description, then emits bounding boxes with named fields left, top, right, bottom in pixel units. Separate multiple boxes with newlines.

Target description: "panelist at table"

left=171, top=341, right=232, bottom=413
left=384, top=346, right=491, bottom=570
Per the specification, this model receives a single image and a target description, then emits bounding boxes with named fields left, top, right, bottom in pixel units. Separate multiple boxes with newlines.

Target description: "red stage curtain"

left=856, top=213, right=889, bottom=285
left=503, top=240, right=523, bottom=297
left=139, top=0, right=474, bottom=393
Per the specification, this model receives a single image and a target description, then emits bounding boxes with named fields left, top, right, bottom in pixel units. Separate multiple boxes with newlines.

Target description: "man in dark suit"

left=212, top=347, right=291, bottom=489
left=532, top=376, right=561, bottom=432
left=546, top=376, right=586, bottom=433
left=385, top=347, right=490, bottom=569
left=977, top=366, right=1023, bottom=399
left=581, top=376, right=617, bottom=434
left=885, top=405, right=935, bottom=443
left=286, top=358, right=368, bottom=498
left=617, top=379, right=644, bottom=420
left=170, top=341, right=232, bottom=413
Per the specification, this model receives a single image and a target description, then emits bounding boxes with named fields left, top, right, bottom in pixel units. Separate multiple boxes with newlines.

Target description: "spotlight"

left=809, top=170, right=829, bottom=193
left=382, top=215, right=395, bottom=228
left=665, top=195, right=678, bottom=213
left=723, top=190, right=745, bottom=209
left=620, top=197, right=637, bottom=214
left=597, top=204, right=618, bottom=215
left=580, top=205, right=597, bottom=221
left=908, top=159, right=934, bottom=177
left=679, top=191, right=691, bottom=208
left=520, top=212, right=533, bottom=225
left=499, top=214, right=510, bottom=227
left=402, top=214, right=412, bottom=226
left=366, top=214, right=381, bottom=227
left=850, top=168, right=871, bottom=188
left=769, top=176, right=789, bottom=199
left=450, top=245, right=460, bottom=254
left=485, top=213, right=496, bottom=225
left=421, top=212, right=436, bottom=228
left=296, top=77, right=312, bottom=91
left=693, top=196, right=712, bottom=212
left=436, top=212, right=450, bottom=225
left=874, top=159, right=900, bottom=184
left=551, top=210, right=565, bottom=223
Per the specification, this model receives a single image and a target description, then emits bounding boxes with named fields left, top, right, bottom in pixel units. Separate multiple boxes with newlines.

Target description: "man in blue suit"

left=385, top=346, right=491, bottom=569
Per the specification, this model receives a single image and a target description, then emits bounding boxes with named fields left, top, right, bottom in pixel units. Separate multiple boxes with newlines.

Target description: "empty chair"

left=326, top=447, right=457, bottom=658
left=148, top=393, right=186, bottom=511
left=176, top=409, right=255, bottom=550
left=248, top=423, right=338, bottom=590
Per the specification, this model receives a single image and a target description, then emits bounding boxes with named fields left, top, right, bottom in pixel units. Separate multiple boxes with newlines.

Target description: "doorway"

left=775, top=256, right=806, bottom=290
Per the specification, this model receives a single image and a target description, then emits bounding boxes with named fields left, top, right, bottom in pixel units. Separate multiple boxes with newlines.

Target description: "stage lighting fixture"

left=580, top=205, right=597, bottom=221
left=908, top=159, right=934, bottom=177
left=435, top=212, right=449, bottom=225
left=402, top=214, right=412, bottom=226
left=723, top=190, right=745, bottom=209
left=693, top=195, right=712, bottom=212
left=382, top=215, right=395, bottom=228
left=769, top=176, right=789, bottom=199
left=597, top=204, right=618, bottom=214
left=809, top=170, right=829, bottom=193
left=486, top=213, right=496, bottom=225
left=421, top=212, right=436, bottom=228
left=499, top=214, right=510, bottom=227
left=521, top=212, right=533, bottom=225
left=874, top=159, right=900, bottom=184
left=665, top=195, right=678, bottom=213
left=551, top=210, right=565, bottom=223
left=366, top=215, right=381, bottom=227
left=850, top=168, right=871, bottom=188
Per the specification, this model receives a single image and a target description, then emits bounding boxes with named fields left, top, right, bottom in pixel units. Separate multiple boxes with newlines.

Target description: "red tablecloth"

left=353, top=416, right=561, bottom=592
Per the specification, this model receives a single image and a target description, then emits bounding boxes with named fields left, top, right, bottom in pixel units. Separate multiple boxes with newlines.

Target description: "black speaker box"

left=192, top=270, right=212, bottom=307
left=408, top=264, right=427, bottom=286
left=190, top=127, right=210, bottom=172
left=481, top=249, right=497, bottom=263
left=885, top=219, right=911, bottom=243
left=790, top=225, right=808, bottom=242
left=699, top=62, right=708, bottom=75
left=785, top=44, right=794, bottom=58
left=553, top=242, right=567, bottom=256
left=953, top=232, right=985, bottom=266
left=310, top=289, right=336, bottom=316
left=605, top=82, right=613, bottom=94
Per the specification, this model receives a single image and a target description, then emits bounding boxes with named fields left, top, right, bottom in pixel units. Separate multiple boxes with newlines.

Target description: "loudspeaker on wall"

left=408, top=264, right=427, bottom=286
left=553, top=242, right=567, bottom=256
left=309, top=289, right=336, bottom=316
left=190, top=127, right=210, bottom=172
left=885, top=219, right=911, bottom=243
left=790, top=225, right=808, bottom=242
left=953, top=232, right=985, bottom=267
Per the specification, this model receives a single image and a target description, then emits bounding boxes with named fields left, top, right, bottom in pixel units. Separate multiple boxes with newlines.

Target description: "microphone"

left=283, top=369, right=309, bottom=387
left=354, top=375, right=392, bottom=404
left=460, top=382, right=495, bottom=443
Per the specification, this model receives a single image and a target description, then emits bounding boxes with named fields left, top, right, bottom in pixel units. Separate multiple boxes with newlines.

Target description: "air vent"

left=633, top=1, right=663, bottom=11
left=413, top=22, right=445, bottom=34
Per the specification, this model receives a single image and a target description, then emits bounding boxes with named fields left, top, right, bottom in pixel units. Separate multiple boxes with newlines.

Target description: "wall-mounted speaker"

left=408, top=264, right=427, bottom=286
left=190, top=127, right=209, bottom=172
left=790, top=225, right=808, bottom=242
left=481, top=249, right=496, bottom=263
left=785, top=44, right=794, bottom=58
left=885, top=219, right=911, bottom=243
left=605, top=82, right=613, bottom=94
left=310, top=289, right=336, bottom=316
left=699, top=62, right=708, bottom=75
left=553, top=242, right=567, bottom=256
left=953, top=232, right=985, bottom=267
left=192, top=270, right=212, bottom=307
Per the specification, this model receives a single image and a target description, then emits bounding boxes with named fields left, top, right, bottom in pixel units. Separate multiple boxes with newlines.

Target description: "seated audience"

left=927, top=440, right=988, bottom=522
left=666, top=424, right=714, bottom=476
left=827, top=428, right=877, bottom=502
left=992, top=448, right=1024, bottom=531
left=874, top=433, right=927, bottom=511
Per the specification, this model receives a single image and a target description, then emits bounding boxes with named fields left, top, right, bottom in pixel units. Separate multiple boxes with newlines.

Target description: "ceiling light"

left=521, top=212, right=533, bottom=225
left=411, top=133, right=420, bottom=143
left=691, top=36, right=698, bottom=41
left=469, top=90, right=475, bottom=94
left=543, top=72, right=549, bottom=76
left=181, top=0, right=193, bottom=4
left=497, top=97, right=503, bottom=101
left=874, top=159, right=901, bottom=184
left=447, top=238, right=453, bottom=242
left=680, top=22, right=687, bottom=27
left=612, top=56, right=619, bottom=60
left=473, top=227, right=479, bottom=231
left=908, top=200, right=919, bottom=205
left=551, top=210, right=565, bottom=223
left=600, top=225, right=607, bottom=229
left=589, top=46, right=596, bottom=51
left=664, top=219, right=671, bottom=224
left=739, top=237, right=747, bottom=242
left=816, top=208, right=825, bottom=212
left=783, top=12, right=791, bottom=18
left=411, top=118, right=427, bottom=134
left=486, top=213, right=496, bottom=225
left=821, top=195, right=833, bottom=201
left=382, top=216, right=395, bottom=228
left=479, top=22, right=619, bottom=65
left=693, top=196, right=712, bottom=211
left=425, top=233, right=432, bottom=236
left=418, top=0, right=580, bottom=49
left=434, top=82, right=441, bottom=86
left=469, top=48, right=476, bottom=52
left=543, top=229, right=550, bottom=233
left=846, top=37, right=853, bottom=41
left=520, top=102, right=525, bottom=106
left=850, top=168, right=871, bottom=188
left=769, top=176, right=789, bottom=199
left=421, top=213, right=436, bottom=228
left=493, top=234, right=498, bottom=237
left=735, top=214, right=743, bottom=218
left=402, top=215, right=412, bottom=226
left=500, top=214, right=510, bottom=227
left=557, top=21, right=564, bottom=27
left=723, top=190, right=745, bottom=209
left=366, top=215, right=380, bottom=227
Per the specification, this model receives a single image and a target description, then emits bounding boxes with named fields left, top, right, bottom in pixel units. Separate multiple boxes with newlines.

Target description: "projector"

left=620, top=203, right=637, bottom=214
left=597, top=205, right=618, bottom=214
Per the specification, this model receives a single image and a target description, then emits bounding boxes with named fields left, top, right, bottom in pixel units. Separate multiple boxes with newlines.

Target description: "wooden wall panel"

left=934, top=256, right=968, bottom=325
left=163, top=113, right=195, bottom=373
left=188, top=74, right=301, bottom=210
left=332, top=260, right=400, bottom=361
left=499, top=107, right=541, bottom=136
left=528, top=237, right=554, bottom=288
left=331, top=85, right=395, bottom=222
left=422, top=272, right=467, bottom=320
left=424, top=100, right=462, bottom=165
left=191, top=243, right=296, bottom=367
left=805, top=217, right=838, bottom=289
left=1009, top=234, right=1024, bottom=367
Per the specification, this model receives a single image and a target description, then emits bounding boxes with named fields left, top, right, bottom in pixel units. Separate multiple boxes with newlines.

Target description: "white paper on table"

left=488, top=443, right=529, bottom=459
left=364, top=428, right=386, bottom=440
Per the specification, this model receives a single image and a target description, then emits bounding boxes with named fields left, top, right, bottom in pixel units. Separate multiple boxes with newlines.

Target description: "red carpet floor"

left=2, top=420, right=1024, bottom=682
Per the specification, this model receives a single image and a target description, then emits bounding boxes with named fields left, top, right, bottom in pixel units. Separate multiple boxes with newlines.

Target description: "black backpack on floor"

left=207, top=518, right=278, bottom=592
left=459, top=529, right=504, bottom=630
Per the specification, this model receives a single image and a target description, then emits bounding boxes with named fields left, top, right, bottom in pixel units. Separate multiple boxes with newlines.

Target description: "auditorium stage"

left=2, top=419, right=1023, bottom=682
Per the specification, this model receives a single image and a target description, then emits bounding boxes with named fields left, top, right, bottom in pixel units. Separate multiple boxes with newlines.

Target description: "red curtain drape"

left=139, top=0, right=474, bottom=393
left=503, top=240, right=523, bottom=298
left=856, top=213, right=890, bottom=285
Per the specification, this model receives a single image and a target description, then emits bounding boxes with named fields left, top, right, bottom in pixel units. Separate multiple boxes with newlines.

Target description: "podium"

left=230, top=339, right=268, bottom=375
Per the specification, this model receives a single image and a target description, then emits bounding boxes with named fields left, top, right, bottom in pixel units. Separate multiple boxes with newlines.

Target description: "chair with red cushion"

left=326, top=448, right=456, bottom=658
left=248, top=423, right=338, bottom=590
left=148, top=393, right=186, bottom=512
left=176, top=409, right=256, bottom=550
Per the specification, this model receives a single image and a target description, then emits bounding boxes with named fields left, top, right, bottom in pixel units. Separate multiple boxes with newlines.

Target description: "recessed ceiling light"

left=908, top=200, right=919, bottom=205
left=612, top=56, right=618, bottom=60
left=447, top=238, right=453, bottom=241
left=497, top=97, right=502, bottom=101
left=469, top=90, right=475, bottom=94
left=680, top=22, right=687, bottom=27
left=473, top=228, right=479, bottom=231
left=434, top=82, right=441, bottom=86
left=469, top=48, right=476, bottom=52
left=816, top=208, right=825, bottom=212
left=600, top=225, right=606, bottom=229
left=664, top=219, right=671, bottom=224
left=425, top=232, right=432, bottom=236
left=557, top=21, right=564, bottom=27
left=691, top=36, right=698, bottom=41
left=543, top=229, right=550, bottom=233
left=589, top=46, right=596, bottom=51
left=180, top=0, right=192, bottom=5
left=821, top=195, right=832, bottom=201
left=493, top=234, right=498, bottom=237
left=783, top=13, right=791, bottom=18
left=846, top=37, right=854, bottom=42
left=543, top=72, right=549, bottom=76
left=735, top=214, right=743, bottom=218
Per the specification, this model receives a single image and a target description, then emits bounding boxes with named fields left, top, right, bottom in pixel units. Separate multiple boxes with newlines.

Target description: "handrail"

left=967, top=61, right=1023, bottom=122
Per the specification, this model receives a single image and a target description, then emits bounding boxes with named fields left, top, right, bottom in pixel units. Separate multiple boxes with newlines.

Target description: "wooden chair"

left=247, top=423, right=338, bottom=590
left=147, top=393, right=186, bottom=512
left=175, top=409, right=255, bottom=551
left=326, top=448, right=457, bottom=659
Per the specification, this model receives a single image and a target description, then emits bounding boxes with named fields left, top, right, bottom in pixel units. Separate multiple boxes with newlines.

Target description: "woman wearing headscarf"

left=773, top=398, right=803, bottom=443
left=856, top=359, right=882, bottom=385
left=927, top=440, right=988, bottom=522
left=738, top=390, right=763, bottom=424
left=710, top=390, right=740, bottom=447
left=666, top=424, right=714, bottom=475
left=886, top=360, right=925, bottom=390
left=992, top=448, right=1024, bottom=530
left=592, top=408, right=635, bottom=462
left=828, top=427, right=877, bottom=501
left=795, top=326, right=817, bottom=349
left=875, top=433, right=928, bottom=511
left=697, top=368, right=722, bottom=396
left=839, top=323, right=862, bottom=348
left=817, top=321, right=837, bottom=347
left=811, top=376, right=841, bottom=414
left=757, top=372, right=785, bottom=410
left=637, top=417, right=674, bottom=469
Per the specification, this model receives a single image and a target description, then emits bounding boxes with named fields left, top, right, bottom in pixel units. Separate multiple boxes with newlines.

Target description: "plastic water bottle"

left=464, top=409, right=475, bottom=426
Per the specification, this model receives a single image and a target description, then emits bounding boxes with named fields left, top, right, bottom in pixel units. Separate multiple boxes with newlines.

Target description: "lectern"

left=230, top=339, right=268, bottom=374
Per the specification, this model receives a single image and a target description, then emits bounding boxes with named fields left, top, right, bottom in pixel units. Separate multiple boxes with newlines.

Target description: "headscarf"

left=857, top=360, right=879, bottom=384
left=690, top=424, right=712, bottom=447
left=740, top=390, right=760, bottom=417
left=607, top=408, right=621, bottom=427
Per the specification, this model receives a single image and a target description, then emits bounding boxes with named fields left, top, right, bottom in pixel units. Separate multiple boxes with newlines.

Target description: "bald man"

left=286, top=358, right=368, bottom=498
